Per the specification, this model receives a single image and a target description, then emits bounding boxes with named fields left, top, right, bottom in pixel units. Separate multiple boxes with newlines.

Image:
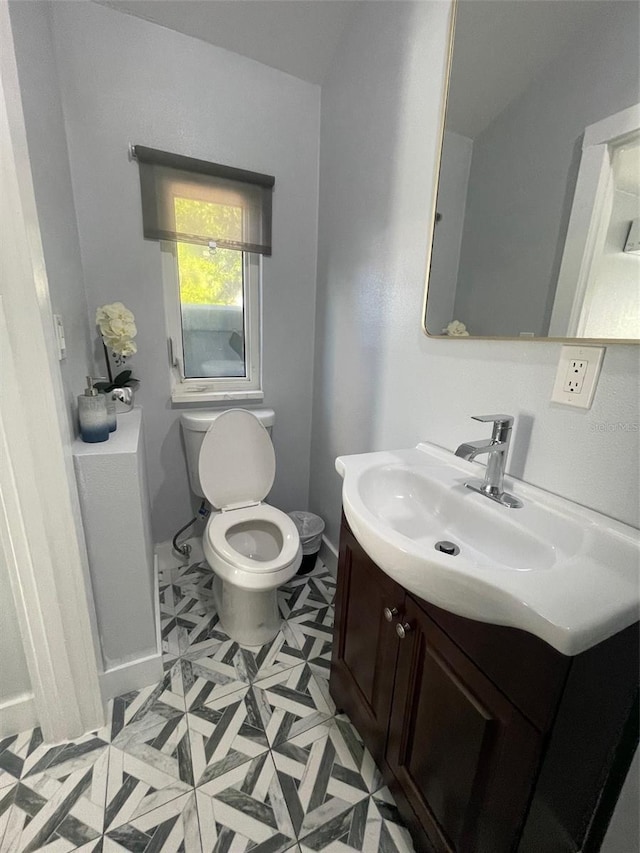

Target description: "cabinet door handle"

left=383, top=607, right=399, bottom=622
left=396, top=622, right=412, bottom=639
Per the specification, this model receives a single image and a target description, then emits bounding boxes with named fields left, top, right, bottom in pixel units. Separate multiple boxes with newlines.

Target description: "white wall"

left=310, top=0, right=639, bottom=551
left=8, top=0, right=93, bottom=436
left=49, top=1, right=320, bottom=540
left=582, top=186, right=640, bottom=339
left=425, top=129, right=473, bottom=334
left=453, top=2, right=639, bottom=336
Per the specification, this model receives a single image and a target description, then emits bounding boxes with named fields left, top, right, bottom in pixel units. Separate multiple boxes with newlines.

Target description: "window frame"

left=161, top=241, right=263, bottom=404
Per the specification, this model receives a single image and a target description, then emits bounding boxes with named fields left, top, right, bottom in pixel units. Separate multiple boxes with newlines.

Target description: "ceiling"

left=95, top=0, right=626, bottom=135
left=95, top=0, right=357, bottom=85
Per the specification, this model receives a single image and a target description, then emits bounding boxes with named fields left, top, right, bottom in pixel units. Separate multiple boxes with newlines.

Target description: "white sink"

left=336, top=442, right=639, bottom=655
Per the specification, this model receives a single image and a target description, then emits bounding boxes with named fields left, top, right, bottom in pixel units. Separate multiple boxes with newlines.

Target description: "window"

left=133, top=145, right=274, bottom=402
left=162, top=238, right=261, bottom=402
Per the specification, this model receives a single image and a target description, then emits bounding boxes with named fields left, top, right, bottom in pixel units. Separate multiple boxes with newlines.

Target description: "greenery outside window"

left=162, top=240, right=261, bottom=402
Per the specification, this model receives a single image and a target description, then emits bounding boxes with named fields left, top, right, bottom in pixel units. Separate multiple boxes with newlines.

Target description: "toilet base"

left=213, top=575, right=283, bottom=647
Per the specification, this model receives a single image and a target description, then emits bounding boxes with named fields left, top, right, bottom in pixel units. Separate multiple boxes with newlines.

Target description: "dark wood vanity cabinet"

left=331, top=525, right=402, bottom=769
left=386, top=594, right=542, bottom=853
left=330, top=516, right=639, bottom=853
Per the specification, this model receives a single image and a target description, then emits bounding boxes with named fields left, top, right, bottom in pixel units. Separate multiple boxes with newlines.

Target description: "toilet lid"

left=198, top=409, right=275, bottom=509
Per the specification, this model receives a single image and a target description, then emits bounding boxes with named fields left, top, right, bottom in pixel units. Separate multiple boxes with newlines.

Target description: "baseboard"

left=153, top=552, right=162, bottom=655
left=319, top=535, right=338, bottom=577
left=0, top=691, right=38, bottom=738
left=100, top=652, right=164, bottom=702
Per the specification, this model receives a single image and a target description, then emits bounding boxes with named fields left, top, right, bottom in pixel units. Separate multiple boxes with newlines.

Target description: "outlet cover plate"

left=53, top=314, right=66, bottom=360
left=551, top=345, right=605, bottom=409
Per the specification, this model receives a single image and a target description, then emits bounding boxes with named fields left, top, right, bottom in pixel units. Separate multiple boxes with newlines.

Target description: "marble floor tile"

left=104, top=713, right=193, bottom=831
left=0, top=786, right=16, bottom=850
left=99, top=663, right=187, bottom=747
left=195, top=752, right=296, bottom=853
left=252, top=664, right=336, bottom=748
left=280, top=572, right=336, bottom=621
left=160, top=563, right=216, bottom=618
left=70, top=839, right=104, bottom=853
left=179, top=643, right=252, bottom=712
left=14, top=732, right=109, bottom=790
left=161, top=608, right=222, bottom=658
left=0, top=731, right=44, bottom=792
left=187, top=686, right=269, bottom=786
left=297, top=788, right=416, bottom=853
left=104, top=790, right=201, bottom=853
left=158, top=577, right=180, bottom=616
left=1, top=748, right=109, bottom=853
left=231, top=622, right=306, bottom=683
left=172, top=587, right=218, bottom=624
left=0, top=559, right=419, bottom=853
left=180, top=622, right=305, bottom=712
left=271, top=716, right=382, bottom=840
left=286, top=606, right=334, bottom=683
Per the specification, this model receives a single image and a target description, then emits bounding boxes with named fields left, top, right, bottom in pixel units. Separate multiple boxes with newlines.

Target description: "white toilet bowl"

left=192, top=409, right=301, bottom=646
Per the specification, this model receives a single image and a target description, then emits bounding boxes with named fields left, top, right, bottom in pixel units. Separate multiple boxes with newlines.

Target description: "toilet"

left=181, top=408, right=301, bottom=646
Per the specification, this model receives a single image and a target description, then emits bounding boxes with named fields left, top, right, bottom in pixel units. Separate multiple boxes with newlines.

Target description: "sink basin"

left=336, top=442, right=639, bottom=655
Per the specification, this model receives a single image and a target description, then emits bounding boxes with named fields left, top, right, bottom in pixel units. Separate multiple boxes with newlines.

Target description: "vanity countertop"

left=336, top=442, right=640, bottom=655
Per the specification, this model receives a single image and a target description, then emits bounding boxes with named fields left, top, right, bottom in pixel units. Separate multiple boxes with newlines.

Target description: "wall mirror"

left=424, top=0, right=640, bottom=342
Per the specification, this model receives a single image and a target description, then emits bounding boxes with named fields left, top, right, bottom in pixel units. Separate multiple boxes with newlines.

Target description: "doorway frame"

left=549, top=103, right=640, bottom=337
left=0, top=4, right=104, bottom=742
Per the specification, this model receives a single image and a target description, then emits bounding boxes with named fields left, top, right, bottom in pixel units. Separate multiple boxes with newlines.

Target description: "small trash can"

left=289, top=511, right=325, bottom=575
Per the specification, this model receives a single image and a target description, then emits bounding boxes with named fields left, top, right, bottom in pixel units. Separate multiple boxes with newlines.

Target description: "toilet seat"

left=199, top=409, right=301, bottom=588
left=198, top=409, right=275, bottom=511
left=206, top=504, right=300, bottom=574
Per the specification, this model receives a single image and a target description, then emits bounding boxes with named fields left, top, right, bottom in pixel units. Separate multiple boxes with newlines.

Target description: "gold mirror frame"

left=421, top=0, right=639, bottom=345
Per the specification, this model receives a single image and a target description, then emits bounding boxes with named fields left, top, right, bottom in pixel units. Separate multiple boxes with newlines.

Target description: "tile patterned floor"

left=0, top=556, right=416, bottom=853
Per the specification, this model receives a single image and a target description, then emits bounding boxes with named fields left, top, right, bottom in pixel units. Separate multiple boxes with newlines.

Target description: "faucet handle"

left=471, top=414, right=514, bottom=443
left=471, top=414, right=514, bottom=427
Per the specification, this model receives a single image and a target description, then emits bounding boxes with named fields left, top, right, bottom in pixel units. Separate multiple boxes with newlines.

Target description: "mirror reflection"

left=425, top=1, right=640, bottom=340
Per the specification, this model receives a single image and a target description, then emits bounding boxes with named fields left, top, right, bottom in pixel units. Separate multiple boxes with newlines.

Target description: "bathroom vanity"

left=330, top=516, right=639, bottom=853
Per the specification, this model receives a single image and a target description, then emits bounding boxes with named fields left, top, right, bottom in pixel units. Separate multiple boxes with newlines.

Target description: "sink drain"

left=435, top=540, right=460, bottom=556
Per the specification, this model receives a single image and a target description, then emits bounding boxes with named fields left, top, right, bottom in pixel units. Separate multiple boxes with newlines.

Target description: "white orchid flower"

left=96, top=302, right=134, bottom=324
left=97, top=302, right=138, bottom=364
left=116, top=340, right=137, bottom=357
left=443, top=320, right=470, bottom=337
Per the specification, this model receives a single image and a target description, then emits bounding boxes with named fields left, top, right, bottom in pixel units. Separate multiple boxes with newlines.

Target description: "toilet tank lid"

left=181, top=407, right=275, bottom=433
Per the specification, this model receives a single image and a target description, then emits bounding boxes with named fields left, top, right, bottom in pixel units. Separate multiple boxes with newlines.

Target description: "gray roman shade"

left=133, top=145, right=274, bottom=256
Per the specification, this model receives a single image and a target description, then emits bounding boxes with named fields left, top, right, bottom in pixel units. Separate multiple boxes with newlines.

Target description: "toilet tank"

left=180, top=408, right=275, bottom=498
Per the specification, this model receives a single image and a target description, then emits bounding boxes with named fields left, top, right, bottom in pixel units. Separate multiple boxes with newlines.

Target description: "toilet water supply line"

left=172, top=500, right=209, bottom=559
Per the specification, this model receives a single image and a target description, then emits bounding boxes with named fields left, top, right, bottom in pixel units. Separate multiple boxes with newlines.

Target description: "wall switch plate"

left=53, top=314, right=66, bottom=360
left=551, top=345, right=605, bottom=409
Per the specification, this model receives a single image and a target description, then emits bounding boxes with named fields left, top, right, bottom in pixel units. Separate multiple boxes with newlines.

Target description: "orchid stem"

left=103, top=342, right=113, bottom=384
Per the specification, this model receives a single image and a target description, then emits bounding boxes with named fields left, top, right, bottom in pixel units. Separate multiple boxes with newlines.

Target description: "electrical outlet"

left=562, top=359, right=587, bottom=394
left=551, top=345, right=605, bottom=409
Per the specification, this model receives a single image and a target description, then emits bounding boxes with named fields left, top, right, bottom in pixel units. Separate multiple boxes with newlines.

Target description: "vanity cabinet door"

left=386, top=595, right=542, bottom=853
left=330, top=519, right=404, bottom=769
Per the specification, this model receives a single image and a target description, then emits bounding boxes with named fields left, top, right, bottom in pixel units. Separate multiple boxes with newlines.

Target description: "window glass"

left=174, top=198, right=246, bottom=379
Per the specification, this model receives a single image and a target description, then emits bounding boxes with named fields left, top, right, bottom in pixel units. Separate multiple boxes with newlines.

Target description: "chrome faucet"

left=455, top=415, right=523, bottom=508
